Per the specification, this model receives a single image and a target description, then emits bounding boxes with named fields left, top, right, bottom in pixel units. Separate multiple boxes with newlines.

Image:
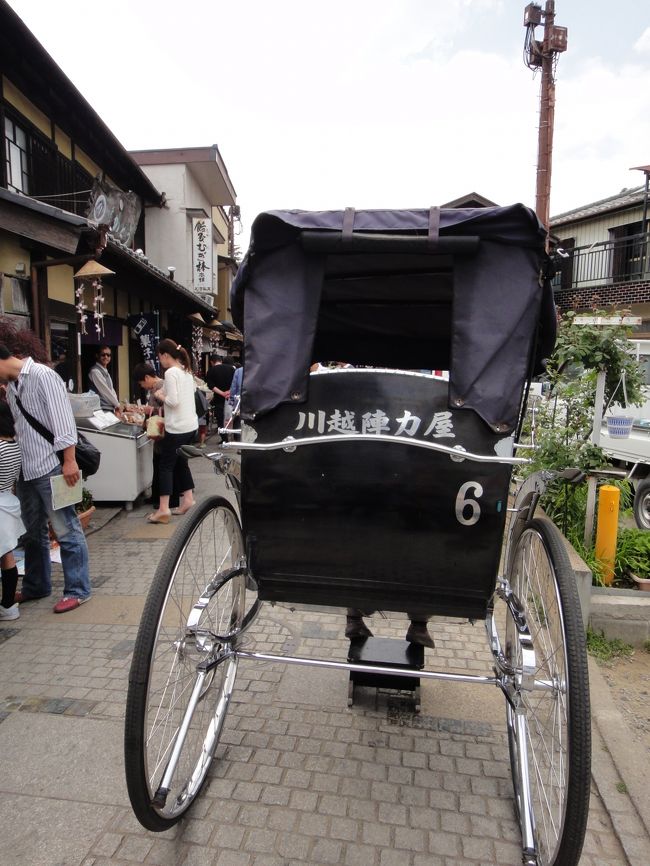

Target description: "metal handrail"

left=217, top=432, right=530, bottom=465
left=552, top=229, right=650, bottom=290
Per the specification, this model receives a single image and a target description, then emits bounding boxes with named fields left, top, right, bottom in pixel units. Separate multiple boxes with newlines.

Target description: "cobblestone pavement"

left=0, top=447, right=647, bottom=865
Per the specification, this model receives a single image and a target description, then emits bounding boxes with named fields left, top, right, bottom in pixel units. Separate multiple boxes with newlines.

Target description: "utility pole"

left=523, top=2, right=567, bottom=243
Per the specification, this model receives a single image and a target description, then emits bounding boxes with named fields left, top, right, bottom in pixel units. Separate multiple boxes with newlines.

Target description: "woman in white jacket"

left=146, top=339, right=198, bottom=524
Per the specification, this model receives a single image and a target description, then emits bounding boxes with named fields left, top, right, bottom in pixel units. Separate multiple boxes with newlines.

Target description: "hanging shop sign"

left=87, top=177, right=142, bottom=248
left=192, top=217, right=213, bottom=296
left=127, top=313, right=158, bottom=368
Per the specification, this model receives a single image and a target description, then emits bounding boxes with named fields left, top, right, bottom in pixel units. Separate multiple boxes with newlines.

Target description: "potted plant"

left=615, top=528, right=650, bottom=591
left=76, top=487, right=95, bottom=531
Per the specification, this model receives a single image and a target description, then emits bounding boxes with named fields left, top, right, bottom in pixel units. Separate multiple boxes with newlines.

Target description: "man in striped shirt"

left=0, top=341, right=91, bottom=614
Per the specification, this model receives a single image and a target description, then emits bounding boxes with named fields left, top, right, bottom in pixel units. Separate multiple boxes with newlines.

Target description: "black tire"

left=505, top=517, right=591, bottom=866
left=125, top=496, right=245, bottom=831
left=633, top=478, right=650, bottom=531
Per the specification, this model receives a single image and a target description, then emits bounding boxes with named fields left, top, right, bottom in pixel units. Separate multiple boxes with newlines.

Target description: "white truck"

left=599, top=339, right=650, bottom=530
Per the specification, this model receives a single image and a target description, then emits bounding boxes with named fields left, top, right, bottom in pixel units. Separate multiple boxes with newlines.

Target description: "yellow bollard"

left=595, top=485, right=620, bottom=586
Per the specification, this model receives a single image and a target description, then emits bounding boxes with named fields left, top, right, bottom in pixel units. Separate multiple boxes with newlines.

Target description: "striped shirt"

left=6, top=356, right=78, bottom=481
left=0, top=439, right=22, bottom=492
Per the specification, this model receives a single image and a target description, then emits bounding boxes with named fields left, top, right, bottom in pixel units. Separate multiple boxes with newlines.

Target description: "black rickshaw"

left=125, top=204, right=591, bottom=866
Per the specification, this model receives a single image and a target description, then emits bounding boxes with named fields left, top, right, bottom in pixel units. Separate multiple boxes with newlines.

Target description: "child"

left=0, top=398, right=24, bottom=620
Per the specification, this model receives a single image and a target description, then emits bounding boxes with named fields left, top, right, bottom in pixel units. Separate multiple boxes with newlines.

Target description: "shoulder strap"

left=13, top=392, right=55, bottom=445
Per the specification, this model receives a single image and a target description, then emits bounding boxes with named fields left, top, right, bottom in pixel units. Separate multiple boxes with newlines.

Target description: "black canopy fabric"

left=231, top=205, right=554, bottom=433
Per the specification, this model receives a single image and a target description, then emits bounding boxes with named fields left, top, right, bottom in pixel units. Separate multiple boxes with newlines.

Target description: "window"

left=4, top=116, right=30, bottom=194
left=610, top=221, right=645, bottom=282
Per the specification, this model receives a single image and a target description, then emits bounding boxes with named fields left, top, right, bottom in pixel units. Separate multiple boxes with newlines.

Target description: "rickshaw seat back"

left=241, top=371, right=513, bottom=619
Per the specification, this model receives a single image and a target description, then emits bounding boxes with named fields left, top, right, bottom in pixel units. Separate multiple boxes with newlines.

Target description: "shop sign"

left=128, top=313, right=158, bottom=370
left=192, top=217, right=213, bottom=296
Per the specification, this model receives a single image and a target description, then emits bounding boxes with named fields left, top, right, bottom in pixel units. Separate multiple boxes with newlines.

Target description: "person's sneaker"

left=53, top=596, right=90, bottom=614
left=0, top=603, right=20, bottom=621
left=15, top=591, right=50, bottom=604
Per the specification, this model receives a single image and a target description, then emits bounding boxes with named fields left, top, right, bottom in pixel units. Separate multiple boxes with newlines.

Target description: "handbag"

left=14, top=393, right=101, bottom=477
left=194, top=388, right=209, bottom=418
left=146, top=414, right=165, bottom=440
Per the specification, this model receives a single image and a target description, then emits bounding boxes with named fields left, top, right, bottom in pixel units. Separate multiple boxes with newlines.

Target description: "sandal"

left=146, top=512, right=171, bottom=524
left=171, top=504, right=195, bottom=516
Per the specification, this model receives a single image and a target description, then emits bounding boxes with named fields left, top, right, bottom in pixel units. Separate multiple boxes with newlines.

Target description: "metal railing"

left=552, top=231, right=650, bottom=291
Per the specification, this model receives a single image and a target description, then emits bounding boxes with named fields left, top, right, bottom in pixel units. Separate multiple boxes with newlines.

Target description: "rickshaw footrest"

left=347, top=637, right=424, bottom=698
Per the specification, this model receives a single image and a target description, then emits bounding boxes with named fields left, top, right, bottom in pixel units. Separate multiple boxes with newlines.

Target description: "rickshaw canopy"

left=231, top=204, right=555, bottom=433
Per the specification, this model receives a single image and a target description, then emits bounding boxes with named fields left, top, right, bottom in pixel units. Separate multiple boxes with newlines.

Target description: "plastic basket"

left=68, top=391, right=101, bottom=418
left=606, top=415, right=634, bottom=439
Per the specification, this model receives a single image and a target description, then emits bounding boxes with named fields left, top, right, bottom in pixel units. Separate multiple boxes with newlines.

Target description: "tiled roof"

left=550, top=186, right=646, bottom=227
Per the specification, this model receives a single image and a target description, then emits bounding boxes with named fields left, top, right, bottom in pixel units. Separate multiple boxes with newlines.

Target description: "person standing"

left=206, top=354, right=235, bottom=430
left=0, top=399, right=24, bottom=621
left=88, top=345, right=119, bottom=411
left=0, top=337, right=92, bottom=614
left=133, top=362, right=179, bottom=511
left=147, top=340, right=197, bottom=524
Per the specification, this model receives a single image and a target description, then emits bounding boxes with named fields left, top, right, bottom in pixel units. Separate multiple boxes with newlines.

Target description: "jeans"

left=16, top=467, right=91, bottom=600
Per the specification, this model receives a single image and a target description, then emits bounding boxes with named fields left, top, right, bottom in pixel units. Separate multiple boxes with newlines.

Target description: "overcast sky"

left=6, top=0, right=650, bottom=250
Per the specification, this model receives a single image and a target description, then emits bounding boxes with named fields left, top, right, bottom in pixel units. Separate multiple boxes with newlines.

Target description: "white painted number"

left=455, top=481, right=483, bottom=526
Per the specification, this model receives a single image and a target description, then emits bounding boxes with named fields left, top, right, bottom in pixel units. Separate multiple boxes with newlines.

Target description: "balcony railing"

left=552, top=231, right=650, bottom=292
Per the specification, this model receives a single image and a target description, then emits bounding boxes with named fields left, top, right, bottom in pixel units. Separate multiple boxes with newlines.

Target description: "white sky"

left=6, top=0, right=650, bottom=249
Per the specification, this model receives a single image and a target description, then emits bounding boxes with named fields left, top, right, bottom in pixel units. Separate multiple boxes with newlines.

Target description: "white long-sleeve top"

left=162, top=367, right=197, bottom=434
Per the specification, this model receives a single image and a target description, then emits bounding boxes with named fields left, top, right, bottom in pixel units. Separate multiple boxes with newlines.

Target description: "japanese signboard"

left=128, top=313, right=159, bottom=372
left=192, top=217, right=213, bottom=296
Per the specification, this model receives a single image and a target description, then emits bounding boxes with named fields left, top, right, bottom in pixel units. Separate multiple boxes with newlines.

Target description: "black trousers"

left=158, top=430, right=197, bottom=497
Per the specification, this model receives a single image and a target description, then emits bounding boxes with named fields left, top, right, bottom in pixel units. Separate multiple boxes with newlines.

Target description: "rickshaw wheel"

left=505, top=517, right=591, bottom=866
left=125, top=496, right=245, bottom=831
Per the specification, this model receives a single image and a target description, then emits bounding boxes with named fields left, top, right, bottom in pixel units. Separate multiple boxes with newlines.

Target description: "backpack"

left=194, top=388, right=209, bottom=418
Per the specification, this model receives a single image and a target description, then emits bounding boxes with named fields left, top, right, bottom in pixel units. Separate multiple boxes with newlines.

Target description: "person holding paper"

left=0, top=325, right=91, bottom=614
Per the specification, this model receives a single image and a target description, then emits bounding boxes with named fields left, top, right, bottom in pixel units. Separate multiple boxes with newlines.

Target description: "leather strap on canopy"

left=342, top=207, right=355, bottom=244
left=427, top=206, right=440, bottom=250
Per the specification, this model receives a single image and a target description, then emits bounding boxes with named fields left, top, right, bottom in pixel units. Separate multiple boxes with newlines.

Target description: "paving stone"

left=0, top=470, right=640, bottom=866
left=344, top=843, right=381, bottom=866
left=275, top=832, right=311, bottom=860
left=116, top=835, right=154, bottom=861
left=92, top=832, right=123, bottom=857
left=212, top=824, right=246, bottom=849
left=311, top=837, right=343, bottom=864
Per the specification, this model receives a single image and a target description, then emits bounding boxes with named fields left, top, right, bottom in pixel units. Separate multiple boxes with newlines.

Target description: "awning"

left=0, top=188, right=86, bottom=255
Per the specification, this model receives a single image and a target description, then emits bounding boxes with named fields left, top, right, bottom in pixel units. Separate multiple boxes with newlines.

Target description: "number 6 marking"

left=455, top=481, right=483, bottom=526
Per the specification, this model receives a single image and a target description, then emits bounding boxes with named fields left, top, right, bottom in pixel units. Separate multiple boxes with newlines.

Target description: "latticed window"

left=4, top=116, right=30, bottom=194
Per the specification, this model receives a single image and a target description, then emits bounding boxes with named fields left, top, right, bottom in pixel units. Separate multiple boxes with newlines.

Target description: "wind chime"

left=73, top=261, right=115, bottom=339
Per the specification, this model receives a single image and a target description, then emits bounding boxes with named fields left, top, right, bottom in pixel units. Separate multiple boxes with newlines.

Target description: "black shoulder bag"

left=14, top=393, right=101, bottom=477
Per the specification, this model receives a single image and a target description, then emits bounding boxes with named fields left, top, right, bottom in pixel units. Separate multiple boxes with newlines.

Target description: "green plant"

left=614, top=528, right=650, bottom=580
left=549, top=311, right=646, bottom=410
left=76, top=487, right=94, bottom=513
left=586, top=630, right=633, bottom=663
left=521, top=312, right=646, bottom=576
